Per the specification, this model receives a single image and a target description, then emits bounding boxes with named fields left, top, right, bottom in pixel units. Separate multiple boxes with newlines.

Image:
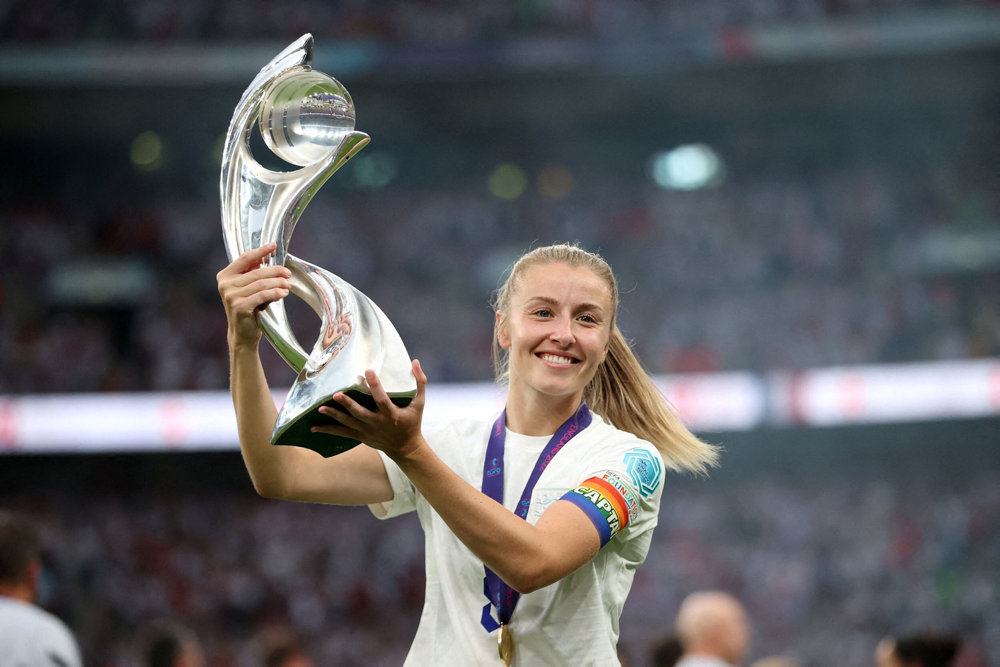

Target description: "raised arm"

left=315, top=364, right=603, bottom=593
left=217, top=243, right=392, bottom=506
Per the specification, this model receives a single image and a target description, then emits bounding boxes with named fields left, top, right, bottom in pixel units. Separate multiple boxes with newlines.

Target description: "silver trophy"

left=220, top=34, right=416, bottom=457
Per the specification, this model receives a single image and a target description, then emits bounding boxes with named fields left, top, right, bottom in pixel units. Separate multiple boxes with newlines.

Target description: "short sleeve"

left=367, top=417, right=492, bottom=520
left=559, top=442, right=664, bottom=546
left=368, top=450, right=418, bottom=519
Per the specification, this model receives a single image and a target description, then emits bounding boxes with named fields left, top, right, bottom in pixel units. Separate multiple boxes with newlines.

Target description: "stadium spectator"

left=875, top=631, right=963, bottom=667
left=0, top=510, right=82, bottom=667
left=135, top=618, right=205, bottom=667
left=675, top=590, right=751, bottom=667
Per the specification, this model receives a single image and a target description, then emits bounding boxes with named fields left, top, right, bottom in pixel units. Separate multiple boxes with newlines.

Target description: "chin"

left=537, top=383, right=586, bottom=400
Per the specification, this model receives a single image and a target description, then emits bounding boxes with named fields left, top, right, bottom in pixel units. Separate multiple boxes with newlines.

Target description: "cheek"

left=503, top=320, right=539, bottom=351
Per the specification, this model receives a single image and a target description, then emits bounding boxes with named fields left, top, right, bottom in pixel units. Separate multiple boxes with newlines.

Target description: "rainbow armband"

left=560, top=472, right=639, bottom=546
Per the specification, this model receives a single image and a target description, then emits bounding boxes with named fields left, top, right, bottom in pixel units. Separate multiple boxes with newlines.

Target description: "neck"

left=0, top=582, right=34, bottom=603
left=504, top=391, right=584, bottom=436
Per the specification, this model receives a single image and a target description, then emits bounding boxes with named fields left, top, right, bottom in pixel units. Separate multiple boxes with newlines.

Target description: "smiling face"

left=496, top=261, right=613, bottom=410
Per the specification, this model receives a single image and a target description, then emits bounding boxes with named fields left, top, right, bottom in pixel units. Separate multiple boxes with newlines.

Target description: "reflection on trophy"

left=220, top=34, right=416, bottom=457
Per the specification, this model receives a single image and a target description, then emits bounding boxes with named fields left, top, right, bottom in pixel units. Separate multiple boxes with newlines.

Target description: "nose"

left=550, top=317, right=575, bottom=346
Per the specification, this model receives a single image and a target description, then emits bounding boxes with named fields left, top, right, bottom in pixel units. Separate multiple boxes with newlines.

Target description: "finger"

left=363, top=369, right=396, bottom=413
left=318, top=404, right=352, bottom=423
left=310, top=418, right=358, bottom=438
left=242, top=274, right=293, bottom=296
left=328, top=392, right=374, bottom=421
left=224, top=280, right=291, bottom=313
left=412, top=359, right=427, bottom=387
left=218, top=266, right=292, bottom=294
left=218, top=253, right=284, bottom=296
left=225, top=265, right=293, bottom=292
left=248, top=288, right=290, bottom=313
left=217, top=243, right=278, bottom=279
left=409, top=359, right=428, bottom=409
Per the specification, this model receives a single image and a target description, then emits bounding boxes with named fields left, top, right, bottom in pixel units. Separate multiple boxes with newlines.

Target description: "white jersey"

left=675, top=657, right=738, bottom=667
left=0, top=596, right=82, bottom=667
left=371, top=411, right=665, bottom=666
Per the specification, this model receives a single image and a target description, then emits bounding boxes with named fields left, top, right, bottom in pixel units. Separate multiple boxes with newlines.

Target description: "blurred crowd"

left=0, top=0, right=997, bottom=398
left=1, top=150, right=997, bottom=395
left=1, top=4, right=997, bottom=667
left=2, top=445, right=996, bottom=666
left=0, top=0, right=989, bottom=46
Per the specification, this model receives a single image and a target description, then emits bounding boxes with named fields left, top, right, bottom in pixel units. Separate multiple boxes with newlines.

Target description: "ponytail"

left=586, top=326, right=718, bottom=474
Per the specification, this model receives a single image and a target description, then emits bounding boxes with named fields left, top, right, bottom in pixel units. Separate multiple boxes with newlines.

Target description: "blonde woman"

left=218, top=242, right=718, bottom=665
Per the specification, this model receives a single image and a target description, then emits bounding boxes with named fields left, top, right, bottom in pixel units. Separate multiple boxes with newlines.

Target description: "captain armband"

left=560, top=471, right=640, bottom=546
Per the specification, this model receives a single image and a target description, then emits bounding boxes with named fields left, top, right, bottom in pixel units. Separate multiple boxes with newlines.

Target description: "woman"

left=218, top=242, right=718, bottom=665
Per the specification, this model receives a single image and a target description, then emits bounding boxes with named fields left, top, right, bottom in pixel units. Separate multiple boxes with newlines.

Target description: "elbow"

left=510, top=578, right=545, bottom=596
left=250, top=477, right=292, bottom=501
left=243, top=461, right=300, bottom=501
left=500, top=537, right=598, bottom=594
left=504, top=561, right=564, bottom=595
left=251, top=480, right=280, bottom=500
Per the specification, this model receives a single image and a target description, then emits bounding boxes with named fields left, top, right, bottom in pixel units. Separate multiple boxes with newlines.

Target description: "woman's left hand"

left=313, top=359, right=428, bottom=460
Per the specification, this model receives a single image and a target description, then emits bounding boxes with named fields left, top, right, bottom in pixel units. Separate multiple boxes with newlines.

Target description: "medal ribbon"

left=479, top=402, right=592, bottom=633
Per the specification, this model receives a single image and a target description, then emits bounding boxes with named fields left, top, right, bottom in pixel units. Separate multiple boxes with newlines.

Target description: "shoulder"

left=585, top=413, right=653, bottom=448
left=585, top=414, right=664, bottom=468
left=0, top=597, right=81, bottom=662
left=579, top=413, right=666, bottom=499
left=420, top=414, right=497, bottom=474
left=676, top=657, right=735, bottom=667
left=424, top=413, right=500, bottom=456
left=0, top=597, right=69, bottom=633
left=426, top=414, right=495, bottom=443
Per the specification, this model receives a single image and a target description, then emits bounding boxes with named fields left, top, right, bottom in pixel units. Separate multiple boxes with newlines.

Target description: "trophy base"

left=271, top=389, right=414, bottom=458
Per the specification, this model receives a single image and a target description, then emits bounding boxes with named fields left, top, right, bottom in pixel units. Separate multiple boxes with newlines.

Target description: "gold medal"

left=498, top=623, right=514, bottom=666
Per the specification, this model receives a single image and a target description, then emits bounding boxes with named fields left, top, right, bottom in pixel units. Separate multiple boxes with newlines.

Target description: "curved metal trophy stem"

left=220, top=34, right=417, bottom=456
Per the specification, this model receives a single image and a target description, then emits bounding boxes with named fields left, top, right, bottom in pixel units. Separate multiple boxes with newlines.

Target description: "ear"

left=495, top=311, right=511, bottom=349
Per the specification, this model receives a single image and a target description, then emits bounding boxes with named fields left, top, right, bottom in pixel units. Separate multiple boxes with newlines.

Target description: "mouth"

left=538, top=352, right=579, bottom=365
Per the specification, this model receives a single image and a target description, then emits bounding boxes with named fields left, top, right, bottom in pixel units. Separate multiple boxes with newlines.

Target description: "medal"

left=498, top=623, right=514, bottom=666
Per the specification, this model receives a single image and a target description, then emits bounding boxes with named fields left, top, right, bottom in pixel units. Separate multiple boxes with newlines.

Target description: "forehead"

left=513, top=261, right=612, bottom=307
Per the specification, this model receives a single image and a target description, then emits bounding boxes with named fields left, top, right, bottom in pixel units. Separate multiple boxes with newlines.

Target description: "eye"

left=578, top=313, right=599, bottom=324
left=533, top=308, right=553, bottom=318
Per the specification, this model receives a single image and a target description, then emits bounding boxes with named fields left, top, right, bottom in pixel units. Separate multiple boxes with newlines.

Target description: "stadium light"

left=650, top=144, right=724, bottom=190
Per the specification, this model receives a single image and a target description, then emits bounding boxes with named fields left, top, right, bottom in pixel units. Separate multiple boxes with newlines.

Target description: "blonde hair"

left=491, top=243, right=719, bottom=475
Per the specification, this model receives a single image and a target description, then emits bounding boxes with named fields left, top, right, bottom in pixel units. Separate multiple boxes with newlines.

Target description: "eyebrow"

left=524, top=295, right=608, bottom=314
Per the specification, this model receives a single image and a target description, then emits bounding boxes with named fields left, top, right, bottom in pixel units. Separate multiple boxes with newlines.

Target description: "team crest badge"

left=623, top=448, right=662, bottom=497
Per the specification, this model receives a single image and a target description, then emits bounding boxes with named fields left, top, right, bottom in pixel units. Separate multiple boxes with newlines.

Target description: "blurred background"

left=0, top=0, right=998, bottom=665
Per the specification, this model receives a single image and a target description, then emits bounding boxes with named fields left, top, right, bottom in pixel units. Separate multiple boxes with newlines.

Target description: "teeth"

left=541, top=354, right=575, bottom=364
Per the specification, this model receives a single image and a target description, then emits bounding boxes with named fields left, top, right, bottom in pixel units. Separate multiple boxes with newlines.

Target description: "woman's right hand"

left=216, top=242, right=292, bottom=347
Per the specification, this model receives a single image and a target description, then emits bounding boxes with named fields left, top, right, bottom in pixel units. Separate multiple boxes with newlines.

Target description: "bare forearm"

left=389, top=441, right=598, bottom=593
left=228, top=338, right=290, bottom=496
left=229, top=339, right=394, bottom=505
left=219, top=245, right=393, bottom=504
